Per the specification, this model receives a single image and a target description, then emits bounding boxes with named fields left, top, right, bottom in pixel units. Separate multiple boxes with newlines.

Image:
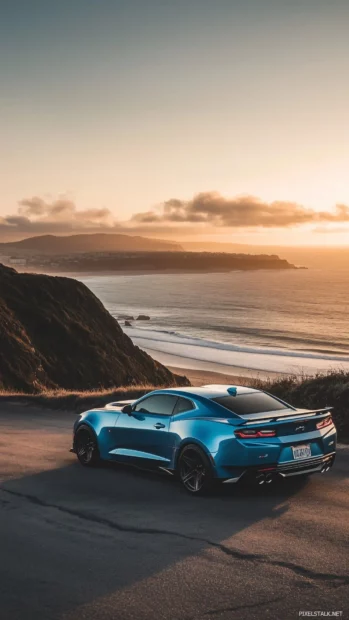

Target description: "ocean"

left=78, top=269, right=349, bottom=376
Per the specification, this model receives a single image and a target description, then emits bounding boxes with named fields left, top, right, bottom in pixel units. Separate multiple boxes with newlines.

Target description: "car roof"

left=156, top=384, right=260, bottom=400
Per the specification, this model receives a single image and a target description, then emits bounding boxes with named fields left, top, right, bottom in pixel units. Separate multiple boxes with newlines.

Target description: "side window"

left=134, top=395, right=178, bottom=416
left=173, top=397, right=195, bottom=415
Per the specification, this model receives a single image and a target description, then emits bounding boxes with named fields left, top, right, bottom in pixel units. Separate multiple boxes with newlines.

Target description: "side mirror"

left=121, top=404, right=133, bottom=415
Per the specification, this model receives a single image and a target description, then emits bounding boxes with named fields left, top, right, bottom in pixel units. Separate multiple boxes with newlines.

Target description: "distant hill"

left=0, top=233, right=182, bottom=254
left=5, top=251, right=298, bottom=273
left=0, top=264, right=188, bottom=393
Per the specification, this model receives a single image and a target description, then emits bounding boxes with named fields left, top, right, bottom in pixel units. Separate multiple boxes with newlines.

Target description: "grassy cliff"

left=0, top=264, right=188, bottom=392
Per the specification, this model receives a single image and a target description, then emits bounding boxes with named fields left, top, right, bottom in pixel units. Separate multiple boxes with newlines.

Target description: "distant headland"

left=0, top=234, right=300, bottom=274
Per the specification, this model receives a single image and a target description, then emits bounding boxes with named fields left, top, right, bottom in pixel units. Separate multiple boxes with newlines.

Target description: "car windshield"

left=212, top=393, right=289, bottom=415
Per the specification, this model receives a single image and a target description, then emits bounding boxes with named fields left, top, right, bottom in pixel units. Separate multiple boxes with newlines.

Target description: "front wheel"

left=178, top=444, right=213, bottom=495
left=75, top=425, right=100, bottom=467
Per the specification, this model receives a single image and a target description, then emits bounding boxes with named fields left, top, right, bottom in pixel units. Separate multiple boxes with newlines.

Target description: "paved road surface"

left=0, top=403, right=348, bottom=620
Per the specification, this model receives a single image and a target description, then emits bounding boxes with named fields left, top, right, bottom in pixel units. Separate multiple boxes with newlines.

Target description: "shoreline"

left=132, top=341, right=343, bottom=378
left=142, top=344, right=286, bottom=382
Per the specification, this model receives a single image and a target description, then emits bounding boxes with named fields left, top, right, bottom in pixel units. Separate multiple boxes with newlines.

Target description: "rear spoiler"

left=241, top=407, right=333, bottom=425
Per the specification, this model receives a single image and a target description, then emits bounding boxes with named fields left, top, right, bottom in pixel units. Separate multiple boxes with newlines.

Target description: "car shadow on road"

left=0, top=458, right=309, bottom=619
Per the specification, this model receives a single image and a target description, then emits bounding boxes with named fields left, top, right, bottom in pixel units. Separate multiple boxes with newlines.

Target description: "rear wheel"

left=75, top=426, right=100, bottom=467
left=178, top=444, right=213, bottom=495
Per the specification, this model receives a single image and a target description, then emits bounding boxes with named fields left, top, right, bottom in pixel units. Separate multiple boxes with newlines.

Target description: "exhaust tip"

left=265, top=473, right=274, bottom=484
left=256, top=473, right=266, bottom=485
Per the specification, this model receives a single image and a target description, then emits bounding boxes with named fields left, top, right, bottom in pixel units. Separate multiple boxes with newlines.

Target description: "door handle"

left=154, top=423, right=165, bottom=429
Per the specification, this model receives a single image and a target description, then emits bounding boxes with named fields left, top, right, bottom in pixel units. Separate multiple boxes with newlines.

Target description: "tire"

left=75, top=425, right=101, bottom=467
left=177, top=444, right=213, bottom=495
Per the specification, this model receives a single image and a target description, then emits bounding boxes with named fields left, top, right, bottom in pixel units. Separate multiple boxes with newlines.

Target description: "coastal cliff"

left=0, top=264, right=188, bottom=392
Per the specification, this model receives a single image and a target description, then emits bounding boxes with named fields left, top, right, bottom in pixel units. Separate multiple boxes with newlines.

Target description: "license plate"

left=292, top=444, right=311, bottom=460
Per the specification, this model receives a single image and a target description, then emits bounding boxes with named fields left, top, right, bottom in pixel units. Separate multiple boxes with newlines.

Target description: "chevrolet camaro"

left=72, top=385, right=336, bottom=494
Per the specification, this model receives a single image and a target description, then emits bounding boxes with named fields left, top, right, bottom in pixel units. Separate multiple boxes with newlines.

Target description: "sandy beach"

left=167, top=365, right=278, bottom=387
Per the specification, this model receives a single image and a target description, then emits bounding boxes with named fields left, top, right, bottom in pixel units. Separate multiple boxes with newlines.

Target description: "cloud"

left=132, top=192, right=349, bottom=228
left=1, top=192, right=349, bottom=240
left=0, top=196, right=119, bottom=237
left=18, top=196, right=114, bottom=225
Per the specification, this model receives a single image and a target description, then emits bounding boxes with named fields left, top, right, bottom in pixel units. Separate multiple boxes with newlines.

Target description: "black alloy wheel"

left=178, top=444, right=213, bottom=495
left=75, top=426, right=100, bottom=467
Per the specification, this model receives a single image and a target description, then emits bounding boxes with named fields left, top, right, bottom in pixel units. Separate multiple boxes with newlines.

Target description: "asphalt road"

left=0, top=404, right=348, bottom=620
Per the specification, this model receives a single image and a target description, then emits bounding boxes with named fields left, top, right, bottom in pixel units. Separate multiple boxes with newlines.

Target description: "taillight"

left=316, top=416, right=333, bottom=430
left=235, top=428, right=276, bottom=438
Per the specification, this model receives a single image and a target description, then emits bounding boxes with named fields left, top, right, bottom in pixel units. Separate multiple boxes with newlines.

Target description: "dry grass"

left=0, top=384, right=176, bottom=413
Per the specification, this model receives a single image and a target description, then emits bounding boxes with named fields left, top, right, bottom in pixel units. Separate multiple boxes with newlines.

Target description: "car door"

left=110, top=394, right=178, bottom=465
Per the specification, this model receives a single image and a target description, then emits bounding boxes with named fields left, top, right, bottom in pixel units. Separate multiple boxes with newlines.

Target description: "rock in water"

left=0, top=264, right=188, bottom=392
left=136, top=315, right=150, bottom=320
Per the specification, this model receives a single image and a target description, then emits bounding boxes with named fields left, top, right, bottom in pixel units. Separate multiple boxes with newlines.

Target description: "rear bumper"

left=222, top=451, right=336, bottom=484
left=276, top=451, right=335, bottom=477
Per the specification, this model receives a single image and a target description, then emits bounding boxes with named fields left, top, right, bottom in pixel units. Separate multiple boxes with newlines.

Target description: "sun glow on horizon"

left=1, top=1, right=348, bottom=246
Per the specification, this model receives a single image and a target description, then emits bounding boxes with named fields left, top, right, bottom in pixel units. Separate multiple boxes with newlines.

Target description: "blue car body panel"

left=73, top=385, right=336, bottom=481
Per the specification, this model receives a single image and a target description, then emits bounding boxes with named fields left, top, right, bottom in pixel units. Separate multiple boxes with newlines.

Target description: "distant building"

left=8, top=257, right=27, bottom=266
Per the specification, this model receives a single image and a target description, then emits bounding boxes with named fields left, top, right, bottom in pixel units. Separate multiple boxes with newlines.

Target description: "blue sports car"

left=72, top=385, right=336, bottom=494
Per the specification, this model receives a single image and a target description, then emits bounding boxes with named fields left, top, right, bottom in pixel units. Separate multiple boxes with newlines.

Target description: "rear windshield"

left=212, top=393, right=288, bottom=416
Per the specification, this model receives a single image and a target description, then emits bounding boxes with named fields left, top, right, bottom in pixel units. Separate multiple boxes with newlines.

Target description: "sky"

left=1, top=0, right=349, bottom=245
